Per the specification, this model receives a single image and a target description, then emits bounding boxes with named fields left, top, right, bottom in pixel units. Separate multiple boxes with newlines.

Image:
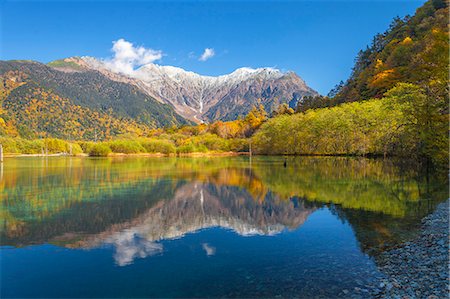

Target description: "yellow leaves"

left=375, top=59, right=384, bottom=70
left=401, top=36, right=413, bottom=45
left=375, top=69, right=395, bottom=80
left=245, top=102, right=268, bottom=132
left=1, top=119, right=19, bottom=137
left=0, top=73, right=27, bottom=100
left=2, top=83, right=153, bottom=140
left=431, top=28, right=441, bottom=34
left=209, top=119, right=244, bottom=138
left=370, top=69, right=397, bottom=88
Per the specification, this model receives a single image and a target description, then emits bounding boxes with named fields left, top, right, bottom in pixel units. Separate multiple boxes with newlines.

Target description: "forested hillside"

left=298, top=0, right=448, bottom=109
left=255, top=0, right=449, bottom=166
left=1, top=82, right=151, bottom=140
left=336, top=0, right=447, bottom=101
left=0, top=61, right=189, bottom=139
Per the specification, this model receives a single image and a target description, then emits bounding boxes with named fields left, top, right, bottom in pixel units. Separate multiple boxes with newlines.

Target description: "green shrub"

left=190, top=134, right=230, bottom=151
left=78, top=141, right=95, bottom=153
left=177, top=143, right=208, bottom=153
left=177, top=143, right=196, bottom=153
left=44, top=138, right=67, bottom=154
left=88, top=143, right=111, bottom=157
left=107, top=140, right=145, bottom=154
left=140, top=139, right=176, bottom=154
left=0, top=137, right=20, bottom=153
left=229, top=138, right=249, bottom=152
left=66, top=143, right=83, bottom=155
left=0, top=138, right=50, bottom=154
left=18, top=139, right=44, bottom=154
left=164, top=133, right=188, bottom=146
left=195, top=144, right=208, bottom=153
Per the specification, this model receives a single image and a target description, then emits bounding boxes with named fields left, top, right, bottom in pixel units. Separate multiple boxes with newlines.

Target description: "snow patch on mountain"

left=61, top=56, right=317, bottom=122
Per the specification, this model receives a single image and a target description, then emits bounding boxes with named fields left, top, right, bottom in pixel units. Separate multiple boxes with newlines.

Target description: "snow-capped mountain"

left=53, top=57, right=318, bottom=123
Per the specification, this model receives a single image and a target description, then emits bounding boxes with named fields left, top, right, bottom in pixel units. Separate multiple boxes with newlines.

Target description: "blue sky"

left=1, top=0, right=425, bottom=94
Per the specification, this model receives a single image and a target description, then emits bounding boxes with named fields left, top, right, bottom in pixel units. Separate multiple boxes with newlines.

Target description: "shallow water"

left=1, top=156, right=447, bottom=298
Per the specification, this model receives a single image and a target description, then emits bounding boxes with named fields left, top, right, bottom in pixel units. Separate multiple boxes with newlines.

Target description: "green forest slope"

left=0, top=61, right=190, bottom=139
left=255, top=0, right=449, bottom=166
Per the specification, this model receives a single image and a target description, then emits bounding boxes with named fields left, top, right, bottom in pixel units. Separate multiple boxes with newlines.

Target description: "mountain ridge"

left=0, top=60, right=190, bottom=139
left=0, top=57, right=318, bottom=139
left=50, top=56, right=318, bottom=123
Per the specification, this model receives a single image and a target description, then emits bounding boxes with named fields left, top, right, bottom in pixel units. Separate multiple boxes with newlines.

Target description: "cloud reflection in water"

left=105, top=230, right=163, bottom=266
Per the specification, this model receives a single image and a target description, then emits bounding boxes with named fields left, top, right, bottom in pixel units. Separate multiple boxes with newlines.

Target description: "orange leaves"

left=209, top=120, right=243, bottom=138
left=375, top=59, right=384, bottom=71
left=369, top=69, right=398, bottom=89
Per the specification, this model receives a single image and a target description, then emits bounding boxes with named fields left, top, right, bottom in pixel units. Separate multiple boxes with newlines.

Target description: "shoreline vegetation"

left=1, top=1, right=448, bottom=168
left=1, top=82, right=447, bottom=167
left=3, top=151, right=249, bottom=158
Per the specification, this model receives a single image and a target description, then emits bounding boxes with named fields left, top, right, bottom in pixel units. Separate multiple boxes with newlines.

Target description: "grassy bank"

left=0, top=136, right=249, bottom=157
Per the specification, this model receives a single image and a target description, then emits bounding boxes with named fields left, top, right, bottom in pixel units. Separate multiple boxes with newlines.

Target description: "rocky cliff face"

left=60, top=57, right=318, bottom=123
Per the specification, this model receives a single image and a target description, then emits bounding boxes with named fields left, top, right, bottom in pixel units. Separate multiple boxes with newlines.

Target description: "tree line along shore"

left=1, top=82, right=448, bottom=169
left=1, top=1, right=447, bottom=168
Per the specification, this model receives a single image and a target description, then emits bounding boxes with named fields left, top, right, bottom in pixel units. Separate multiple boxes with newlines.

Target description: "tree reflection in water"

left=1, top=156, right=447, bottom=265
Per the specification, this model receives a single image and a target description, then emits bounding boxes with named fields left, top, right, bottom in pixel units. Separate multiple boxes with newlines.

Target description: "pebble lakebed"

left=366, top=199, right=449, bottom=299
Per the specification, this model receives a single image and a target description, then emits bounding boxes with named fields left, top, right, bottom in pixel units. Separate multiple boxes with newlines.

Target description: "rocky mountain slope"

left=53, top=57, right=318, bottom=123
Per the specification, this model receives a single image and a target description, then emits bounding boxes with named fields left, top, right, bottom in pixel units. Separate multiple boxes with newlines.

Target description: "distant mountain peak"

left=53, top=56, right=317, bottom=122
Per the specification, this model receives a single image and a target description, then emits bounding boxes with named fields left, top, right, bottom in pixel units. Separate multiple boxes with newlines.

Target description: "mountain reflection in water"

left=85, top=182, right=315, bottom=266
left=1, top=156, right=448, bottom=298
left=2, top=157, right=446, bottom=260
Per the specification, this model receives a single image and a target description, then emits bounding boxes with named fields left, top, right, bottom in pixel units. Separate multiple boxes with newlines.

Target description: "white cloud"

left=199, top=48, right=215, bottom=61
left=105, top=38, right=163, bottom=75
